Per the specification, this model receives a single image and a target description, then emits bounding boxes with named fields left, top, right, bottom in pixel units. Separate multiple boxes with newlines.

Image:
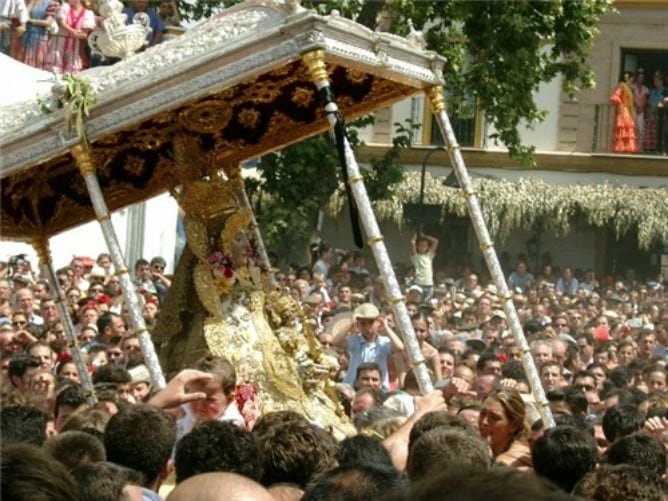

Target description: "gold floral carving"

left=183, top=217, right=209, bottom=261
left=124, top=154, right=146, bottom=177
left=179, top=100, right=233, bottom=133
left=194, top=262, right=223, bottom=319
left=174, top=177, right=238, bottom=222
left=132, top=128, right=164, bottom=151
left=252, top=83, right=283, bottom=103
left=346, top=68, right=367, bottom=84
left=238, top=108, right=261, bottom=129
left=290, top=87, right=314, bottom=108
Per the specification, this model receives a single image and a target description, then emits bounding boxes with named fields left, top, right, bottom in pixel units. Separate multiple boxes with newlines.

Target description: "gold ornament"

left=174, top=177, right=239, bottom=222
left=238, top=108, right=261, bottom=129
left=178, top=100, right=233, bottom=133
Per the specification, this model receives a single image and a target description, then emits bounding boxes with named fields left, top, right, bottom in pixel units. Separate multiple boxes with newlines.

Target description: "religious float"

left=0, top=0, right=554, bottom=432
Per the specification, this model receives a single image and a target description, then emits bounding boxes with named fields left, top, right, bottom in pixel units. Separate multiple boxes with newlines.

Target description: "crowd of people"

left=1, top=0, right=180, bottom=72
left=1, top=235, right=668, bottom=500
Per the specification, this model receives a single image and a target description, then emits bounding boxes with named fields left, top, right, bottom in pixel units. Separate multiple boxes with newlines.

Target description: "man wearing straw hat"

left=332, top=302, right=404, bottom=393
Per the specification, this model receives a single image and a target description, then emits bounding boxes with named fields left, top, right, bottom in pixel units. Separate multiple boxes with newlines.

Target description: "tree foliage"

left=383, top=0, right=613, bottom=164
left=177, top=0, right=613, bottom=255
left=245, top=119, right=417, bottom=259
left=177, top=1, right=612, bottom=165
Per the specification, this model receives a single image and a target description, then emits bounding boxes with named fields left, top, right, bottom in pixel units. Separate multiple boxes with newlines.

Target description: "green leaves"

left=176, top=0, right=613, bottom=256
left=61, top=74, right=97, bottom=151
left=386, top=0, right=612, bottom=164
left=246, top=119, right=414, bottom=258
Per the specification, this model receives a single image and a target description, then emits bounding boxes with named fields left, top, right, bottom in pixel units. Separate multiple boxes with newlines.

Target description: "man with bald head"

left=167, top=472, right=274, bottom=501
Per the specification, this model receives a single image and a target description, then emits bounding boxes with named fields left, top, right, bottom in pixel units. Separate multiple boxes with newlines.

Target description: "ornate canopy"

left=0, top=0, right=444, bottom=242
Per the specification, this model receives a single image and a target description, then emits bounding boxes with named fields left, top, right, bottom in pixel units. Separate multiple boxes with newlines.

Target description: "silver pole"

left=71, top=145, right=166, bottom=390
left=33, top=238, right=97, bottom=404
left=427, top=86, right=554, bottom=428
left=303, top=50, right=434, bottom=395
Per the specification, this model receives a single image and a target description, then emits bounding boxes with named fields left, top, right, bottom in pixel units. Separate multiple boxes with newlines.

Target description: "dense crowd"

left=1, top=236, right=668, bottom=500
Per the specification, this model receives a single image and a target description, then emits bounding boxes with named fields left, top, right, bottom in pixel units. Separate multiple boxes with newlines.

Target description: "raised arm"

left=331, top=317, right=354, bottom=349
left=424, top=233, right=439, bottom=253
left=382, top=391, right=447, bottom=471
left=379, top=316, right=404, bottom=352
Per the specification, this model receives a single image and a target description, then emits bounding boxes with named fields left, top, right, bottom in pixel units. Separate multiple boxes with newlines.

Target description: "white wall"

left=0, top=193, right=179, bottom=273
left=382, top=53, right=564, bottom=152
left=484, top=75, right=562, bottom=152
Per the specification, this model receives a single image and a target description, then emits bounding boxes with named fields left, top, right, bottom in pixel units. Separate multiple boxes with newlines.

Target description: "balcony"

left=9, top=30, right=97, bottom=73
left=5, top=22, right=185, bottom=74
left=592, top=102, right=667, bottom=157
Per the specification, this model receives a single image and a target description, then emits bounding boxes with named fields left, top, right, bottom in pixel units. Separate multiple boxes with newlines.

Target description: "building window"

left=593, top=48, right=668, bottom=153
left=620, top=48, right=668, bottom=80
left=422, top=95, right=482, bottom=147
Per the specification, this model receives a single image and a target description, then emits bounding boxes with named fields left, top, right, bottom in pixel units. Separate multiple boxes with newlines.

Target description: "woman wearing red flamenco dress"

left=609, top=71, right=638, bottom=153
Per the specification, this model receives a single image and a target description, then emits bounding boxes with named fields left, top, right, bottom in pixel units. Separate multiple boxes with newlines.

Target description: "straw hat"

left=353, top=303, right=380, bottom=320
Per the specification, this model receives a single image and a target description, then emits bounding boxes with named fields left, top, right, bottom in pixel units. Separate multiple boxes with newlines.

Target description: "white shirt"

left=410, top=251, right=435, bottom=287
left=313, top=259, right=329, bottom=277
left=176, top=401, right=245, bottom=441
left=0, top=0, right=28, bottom=22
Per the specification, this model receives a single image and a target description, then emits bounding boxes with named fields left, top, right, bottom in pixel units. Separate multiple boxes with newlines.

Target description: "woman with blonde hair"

left=479, top=387, right=532, bottom=470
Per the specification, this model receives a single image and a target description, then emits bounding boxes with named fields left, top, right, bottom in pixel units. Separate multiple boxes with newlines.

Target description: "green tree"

left=245, top=119, right=417, bottom=260
left=177, top=0, right=612, bottom=257
left=178, top=1, right=612, bottom=164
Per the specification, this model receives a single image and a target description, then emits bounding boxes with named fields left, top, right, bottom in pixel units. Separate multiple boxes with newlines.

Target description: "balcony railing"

left=592, top=103, right=667, bottom=155
left=9, top=29, right=97, bottom=73
left=592, top=103, right=615, bottom=153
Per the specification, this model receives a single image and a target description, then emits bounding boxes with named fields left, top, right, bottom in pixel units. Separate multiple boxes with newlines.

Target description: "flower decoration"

left=208, top=251, right=235, bottom=297
left=325, top=171, right=668, bottom=250
left=235, top=382, right=262, bottom=430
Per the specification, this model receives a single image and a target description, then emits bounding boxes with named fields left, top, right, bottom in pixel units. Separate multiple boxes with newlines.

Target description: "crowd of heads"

left=1, top=245, right=668, bottom=499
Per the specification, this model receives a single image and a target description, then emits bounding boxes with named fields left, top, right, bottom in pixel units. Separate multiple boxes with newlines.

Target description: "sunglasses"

left=12, top=320, right=27, bottom=327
